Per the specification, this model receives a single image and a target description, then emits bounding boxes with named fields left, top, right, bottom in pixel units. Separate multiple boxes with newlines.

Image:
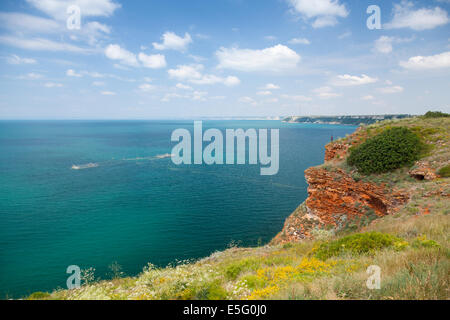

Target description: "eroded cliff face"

left=324, top=143, right=349, bottom=162
left=304, top=168, right=409, bottom=222
left=272, top=136, right=410, bottom=244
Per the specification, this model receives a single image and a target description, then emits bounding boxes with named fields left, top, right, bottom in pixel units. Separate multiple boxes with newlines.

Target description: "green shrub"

left=438, top=165, right=450, bottom=178
left=347, top=127, right=424, bottom=175
left=28, top=292, right=51, bottom=300
left=412, top=235, right=440, bottom=248
left=282, top=243, right=293, bottom=249
left=313, top=232, right=408, bottom=260
left=422, top=111, right=449, bottom=118
left=198, top=282, right=228, bottom=300
left=225, top=258, right=259, bottom=280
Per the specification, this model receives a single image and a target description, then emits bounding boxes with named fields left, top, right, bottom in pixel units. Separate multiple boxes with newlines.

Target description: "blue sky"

left=0, top=0, right=449, bottom=119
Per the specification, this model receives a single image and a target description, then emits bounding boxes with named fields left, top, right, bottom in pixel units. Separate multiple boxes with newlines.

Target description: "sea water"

left=0, top=120, right=356, bottom=298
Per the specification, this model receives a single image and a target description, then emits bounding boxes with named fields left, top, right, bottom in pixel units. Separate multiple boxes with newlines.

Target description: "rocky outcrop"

left=304, top=167, right=409, bottom=222
left=324, top=143, right=349, bottom=162
left=409, top=161, right=439, bottom=180
left=272, top=167, right=409, bottom=244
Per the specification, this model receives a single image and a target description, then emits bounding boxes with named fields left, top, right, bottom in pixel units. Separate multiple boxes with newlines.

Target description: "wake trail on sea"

left=71, top=154, right=173, bottom=170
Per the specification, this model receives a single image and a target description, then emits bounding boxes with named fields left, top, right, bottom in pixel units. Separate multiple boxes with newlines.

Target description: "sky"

left=0, top=0, right=449, bottom=119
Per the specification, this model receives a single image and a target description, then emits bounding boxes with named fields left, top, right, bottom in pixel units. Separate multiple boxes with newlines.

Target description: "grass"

left=438, top=165, right=450, bottom=178
left=312, top=232, right=409, bottom=260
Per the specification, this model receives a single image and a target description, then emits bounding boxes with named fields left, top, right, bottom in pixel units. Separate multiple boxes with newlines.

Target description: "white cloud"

left=338, top=31, right=352, bottom=39
left=162, top=91, right=213, bottom=102
left=168, top=64, right=240, bottom=86
left=257, top=91, right=273, bottom=96
left=101, top=91, right=116, bottom=95
left=288, top=38, right=310, bottom=45
left=332, top=74, right=378, bottom=86
left=400, top=51, right=450, bottom=70
left=26, top=0, right=120, bottom=20
left=19, top=72, right=43, bottom=80
left=44, top=82, right=63, bottom=88
left=195, top=33, right=210, bottom=40
left=314, top=86, right=342, bottom=99
left=189, top=75, right=224, bottom=85
left=385, top=1, right=449, bottom=31
left=375, top=36, right=394, bottom=54
left=6, top=54, right=36, bottom=65
left=0, top=12, right=59, bottom=33
left=138, top=53, right=167, bottom=69
left=0, top=10, right=112, bottom=46
left=191, top=75, right=240, bottom=86
left=312, top=16, right=339, bottom=28
left=374, top=35, right=415, bottom=54
left=288, top=0, right=348, bottom=28
left=105, top=44, right=138, bottom=67
left=264, top=35, right=277, bottom=41
left=82, top=21, right=111, bottom=45
left=0, top=36, right=90, bottom=53
left=161, top=93, right=185, bottom=102
left=168, top=64, right=203, bottom=80
left=113, top=64, right=130, bottom=71
left=281, top=94, right=312, bottom=102
left=63, top=69, right=135, bottom=82
left=239, top=97, right=258, bottom=105
left=263, top=83, right=280, bottom=90
left=66, top=69, right=82, bottom=77
left=378, top=86, right=404, bottom=94
left=176, top=83, right=193, bottom=90
left=264, top=98, right=279, bottom=104
left=361, top=95, right=374, bottom=100
left=85, top=21, right=111, bottom=34
left=153, top=32, right=192, bottom=51
left=189, top=55, right=207, bottom=64
left=138, top=83, right=155, bottom=92
left=223, top=76, right=241, bottom=87
left=84, top=71, right=104, bottom=78
left=192, top=91, right=208, bottom=101
left=0, top=1, right=118, bottom=48
left=216, top=45, right=300, bottom=72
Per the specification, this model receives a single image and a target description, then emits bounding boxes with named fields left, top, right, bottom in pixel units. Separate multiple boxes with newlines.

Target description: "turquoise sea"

left=0, top=120, right=356, bottom=298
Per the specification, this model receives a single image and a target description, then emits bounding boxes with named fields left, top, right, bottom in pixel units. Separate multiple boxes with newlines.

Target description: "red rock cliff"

left=272, top=137, right=410, bottom=244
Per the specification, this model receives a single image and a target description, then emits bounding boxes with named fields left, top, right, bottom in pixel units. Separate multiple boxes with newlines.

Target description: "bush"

left=313, top=232, right=408, bottom=260
left=422, top=111, right=449, bottom=118
left=28, top=292, right=51, bottom=300
left=412, top=235, right=440, bottom=248
left=438, top=165, right=450, bottom=178
left=225, top=258, right=259, bottom=280
left=347, top=127, right=424, bottom=175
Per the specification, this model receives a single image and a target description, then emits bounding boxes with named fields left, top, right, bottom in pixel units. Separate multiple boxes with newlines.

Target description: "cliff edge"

left=273, top=115, right=449, bottom=244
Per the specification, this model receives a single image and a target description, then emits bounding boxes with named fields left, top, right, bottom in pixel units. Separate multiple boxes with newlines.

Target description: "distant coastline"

left=283, top=114, right=411, bottom=126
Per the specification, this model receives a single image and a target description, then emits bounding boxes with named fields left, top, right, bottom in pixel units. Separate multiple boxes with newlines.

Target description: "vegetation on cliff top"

left=312, top=232, right=409, bottom=260
left=422, top=111, right=449, bottom=119
left=347, top=127, right=425, bottom=175
left=438, top=165, right=450, bottom=178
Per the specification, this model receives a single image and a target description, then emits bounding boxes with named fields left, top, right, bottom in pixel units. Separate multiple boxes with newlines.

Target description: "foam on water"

left=154, top=153, right=173, bottom=159
left=72, top=154, right=173, bottom=170
left=71, top=163, right=99, bottom=170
